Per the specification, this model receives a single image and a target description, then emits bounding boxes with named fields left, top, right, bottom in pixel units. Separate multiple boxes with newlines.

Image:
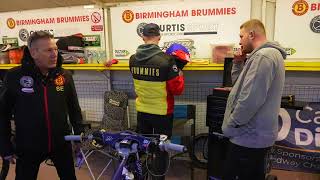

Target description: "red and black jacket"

left=0, top=48, right=83, bottom=157
left=129, top=44, right=184, bottom=115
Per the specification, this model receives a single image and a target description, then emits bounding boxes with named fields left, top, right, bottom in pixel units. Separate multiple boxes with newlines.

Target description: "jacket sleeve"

left=65, top=71, right=84, bottom=135
left=167, top=59, right=184, bottom=95
left=0, top=73, right=14, bottom=157
left=226, top=54, right=276, bottom=128
left=167, top=75, right=184, bottom=95
left=231, top=61, right=244, bottom=84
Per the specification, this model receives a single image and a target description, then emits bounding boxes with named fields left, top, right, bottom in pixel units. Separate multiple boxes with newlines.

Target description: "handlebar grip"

left=164, top=143, right=187, bottom=153
left=64, top=135, right=82, bottom=141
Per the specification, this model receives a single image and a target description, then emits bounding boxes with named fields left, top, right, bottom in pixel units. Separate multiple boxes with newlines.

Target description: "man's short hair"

left=240, top=19, right=266, bottom=35
left=27, top=31, right=54, bottom=49
left=142, top=23, right=160, bottom=37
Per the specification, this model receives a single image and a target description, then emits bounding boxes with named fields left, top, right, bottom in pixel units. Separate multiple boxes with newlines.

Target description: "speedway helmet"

left=165, top=43, right=191, bottom=69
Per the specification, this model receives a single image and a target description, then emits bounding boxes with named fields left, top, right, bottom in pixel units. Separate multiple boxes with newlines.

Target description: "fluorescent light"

left=83, top=5, right=95, bottom=9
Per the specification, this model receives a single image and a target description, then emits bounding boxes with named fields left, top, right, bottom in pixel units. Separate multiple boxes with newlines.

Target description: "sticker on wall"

left=292, top=0, right=309, bottom=16
left=310, top=15, right=320, bottom=33
left=91, top=12, right=102, bottom=24
left=285, top=47, right=297, bottom=56
left=114, top=49, right=130, bottom=57
left=6, top=18, right=16, bottom=29
left=122, top=10, right=134, bottom=23
left=2, top=37, right=19, bottom=47
left=91, top=25, right=103, bottom=31
left=83, top=35, right=101, bottom=47
left=19, top=29, right=29, bottom=42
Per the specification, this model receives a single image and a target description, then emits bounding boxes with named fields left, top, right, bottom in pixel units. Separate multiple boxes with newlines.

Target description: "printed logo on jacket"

left=54, top=75, right=65, bottom=92
left=20, top=76, right=34, bottom=93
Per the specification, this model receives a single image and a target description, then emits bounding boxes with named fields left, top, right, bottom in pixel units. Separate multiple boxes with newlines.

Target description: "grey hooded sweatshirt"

left=222, top=41, right=286, bottom=148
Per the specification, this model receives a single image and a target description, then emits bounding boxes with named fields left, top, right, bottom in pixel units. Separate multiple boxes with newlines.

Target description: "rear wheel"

left=189, top=133, right=208, bottom=169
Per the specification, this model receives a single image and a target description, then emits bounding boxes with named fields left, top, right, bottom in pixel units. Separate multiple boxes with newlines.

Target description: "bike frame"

left=66, top=130, right=185, bottom=180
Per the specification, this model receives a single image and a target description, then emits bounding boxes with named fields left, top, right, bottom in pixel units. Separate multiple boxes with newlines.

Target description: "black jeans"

left=136, top=112, right=173, bottom=180
left=15, top=144, right=76, bottom=180
left=223, top=141, right=270, bottom=180
left=136, top=112, right=173, bottom=137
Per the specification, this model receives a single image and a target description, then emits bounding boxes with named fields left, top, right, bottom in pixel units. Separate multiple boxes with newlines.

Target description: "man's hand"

left=3, top=155, right=16, bottom=164
left=233, top=48, right=246, bottom=64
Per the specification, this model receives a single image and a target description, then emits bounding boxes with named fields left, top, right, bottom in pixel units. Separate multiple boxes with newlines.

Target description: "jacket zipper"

left=43, top=85, right=52, bottom=153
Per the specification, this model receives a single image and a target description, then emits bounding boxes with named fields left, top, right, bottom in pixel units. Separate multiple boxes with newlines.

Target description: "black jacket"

left=129, top=44, right=184, bottom=115
left=0, top=48, right=83, bottom=157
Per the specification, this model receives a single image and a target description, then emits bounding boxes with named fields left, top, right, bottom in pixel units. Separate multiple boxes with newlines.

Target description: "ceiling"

left=0, top=0, right=138, bottom=12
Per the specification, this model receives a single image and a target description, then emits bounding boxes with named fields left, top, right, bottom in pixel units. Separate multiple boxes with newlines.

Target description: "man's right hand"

left=233, top=48, right=246, bottom=64
left=3, top=155, right=16, bottom=164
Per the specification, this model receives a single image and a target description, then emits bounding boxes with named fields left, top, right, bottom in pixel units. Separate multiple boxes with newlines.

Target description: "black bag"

left=56, top=34, right=85, bottom=64
left=206, top=88, right=230, bottom=133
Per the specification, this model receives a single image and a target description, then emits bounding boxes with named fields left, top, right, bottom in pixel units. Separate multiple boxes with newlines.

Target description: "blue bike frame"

left=65, top=130, right=185, bottom=180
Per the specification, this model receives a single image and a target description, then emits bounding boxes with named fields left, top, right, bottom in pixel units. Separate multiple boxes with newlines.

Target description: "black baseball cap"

left=142, top=23, right=160, bottom=37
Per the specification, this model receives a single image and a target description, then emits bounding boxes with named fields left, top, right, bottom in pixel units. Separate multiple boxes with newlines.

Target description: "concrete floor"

left=1, top=152, right=207, bottom=180
left=3, top=156, right=319, bottom=180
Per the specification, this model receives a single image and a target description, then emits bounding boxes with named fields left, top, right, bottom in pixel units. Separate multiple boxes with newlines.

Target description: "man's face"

left=30, top=38, right=58, bottom=72
left=239, top=28, right=254, bottom=54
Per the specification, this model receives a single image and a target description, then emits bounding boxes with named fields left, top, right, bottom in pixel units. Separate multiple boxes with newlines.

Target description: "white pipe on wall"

left=251, top=0, right=263, bottom=20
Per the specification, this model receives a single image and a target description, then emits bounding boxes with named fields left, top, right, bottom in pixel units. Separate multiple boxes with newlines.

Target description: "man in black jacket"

left=0, top=31, right=83, bottom=180
left=130, top=23, right=185, bottom=180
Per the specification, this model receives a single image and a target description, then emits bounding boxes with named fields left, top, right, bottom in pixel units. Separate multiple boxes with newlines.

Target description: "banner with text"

left=110, top=0, right=251, bottom=59
left=271, top=103, right=320, bottom=173
left=0, top=6, right=105, bottom=48
left=275, top=0, right=320, bottom=59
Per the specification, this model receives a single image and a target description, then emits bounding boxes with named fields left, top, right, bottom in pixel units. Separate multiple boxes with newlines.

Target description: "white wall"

left=103, top=0, right=276, bottom=58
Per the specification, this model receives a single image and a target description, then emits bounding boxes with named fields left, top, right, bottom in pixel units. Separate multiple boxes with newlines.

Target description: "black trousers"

left=15, top=144, right=76, bottom=180
left=136, top=112, right=173, bottom=137
left=223, top=141, right=270, bottom=180
left=136, top=112, right=173, bottom=180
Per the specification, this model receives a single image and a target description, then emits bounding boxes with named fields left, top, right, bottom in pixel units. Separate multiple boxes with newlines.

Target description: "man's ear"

left=29, top=48, right=37, bottom=59
left=249, top=30, right=255, bottom=40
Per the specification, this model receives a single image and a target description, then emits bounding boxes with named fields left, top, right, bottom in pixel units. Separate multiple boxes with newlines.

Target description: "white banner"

left=0, top=6, right=105, bottom=47
left=110, top=1, right=251, bottom=59
left=275, top=0, right=320, bottom=59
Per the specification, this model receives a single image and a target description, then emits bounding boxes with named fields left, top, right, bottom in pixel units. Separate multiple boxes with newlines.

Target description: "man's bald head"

left=240, top=19, right=266, bottom=36
left=239, top=19, right=267, bottom=53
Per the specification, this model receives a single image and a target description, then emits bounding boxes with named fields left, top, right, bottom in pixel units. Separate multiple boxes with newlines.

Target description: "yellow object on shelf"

left=191, top=59, right=210, bottom=65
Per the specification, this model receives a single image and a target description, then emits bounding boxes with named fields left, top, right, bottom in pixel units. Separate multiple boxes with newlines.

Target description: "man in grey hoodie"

left=222, top=19, right=286, bottom=180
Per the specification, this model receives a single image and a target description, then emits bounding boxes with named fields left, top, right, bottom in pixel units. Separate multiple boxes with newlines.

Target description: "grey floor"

left=2, top=152, right=207, bottom=180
